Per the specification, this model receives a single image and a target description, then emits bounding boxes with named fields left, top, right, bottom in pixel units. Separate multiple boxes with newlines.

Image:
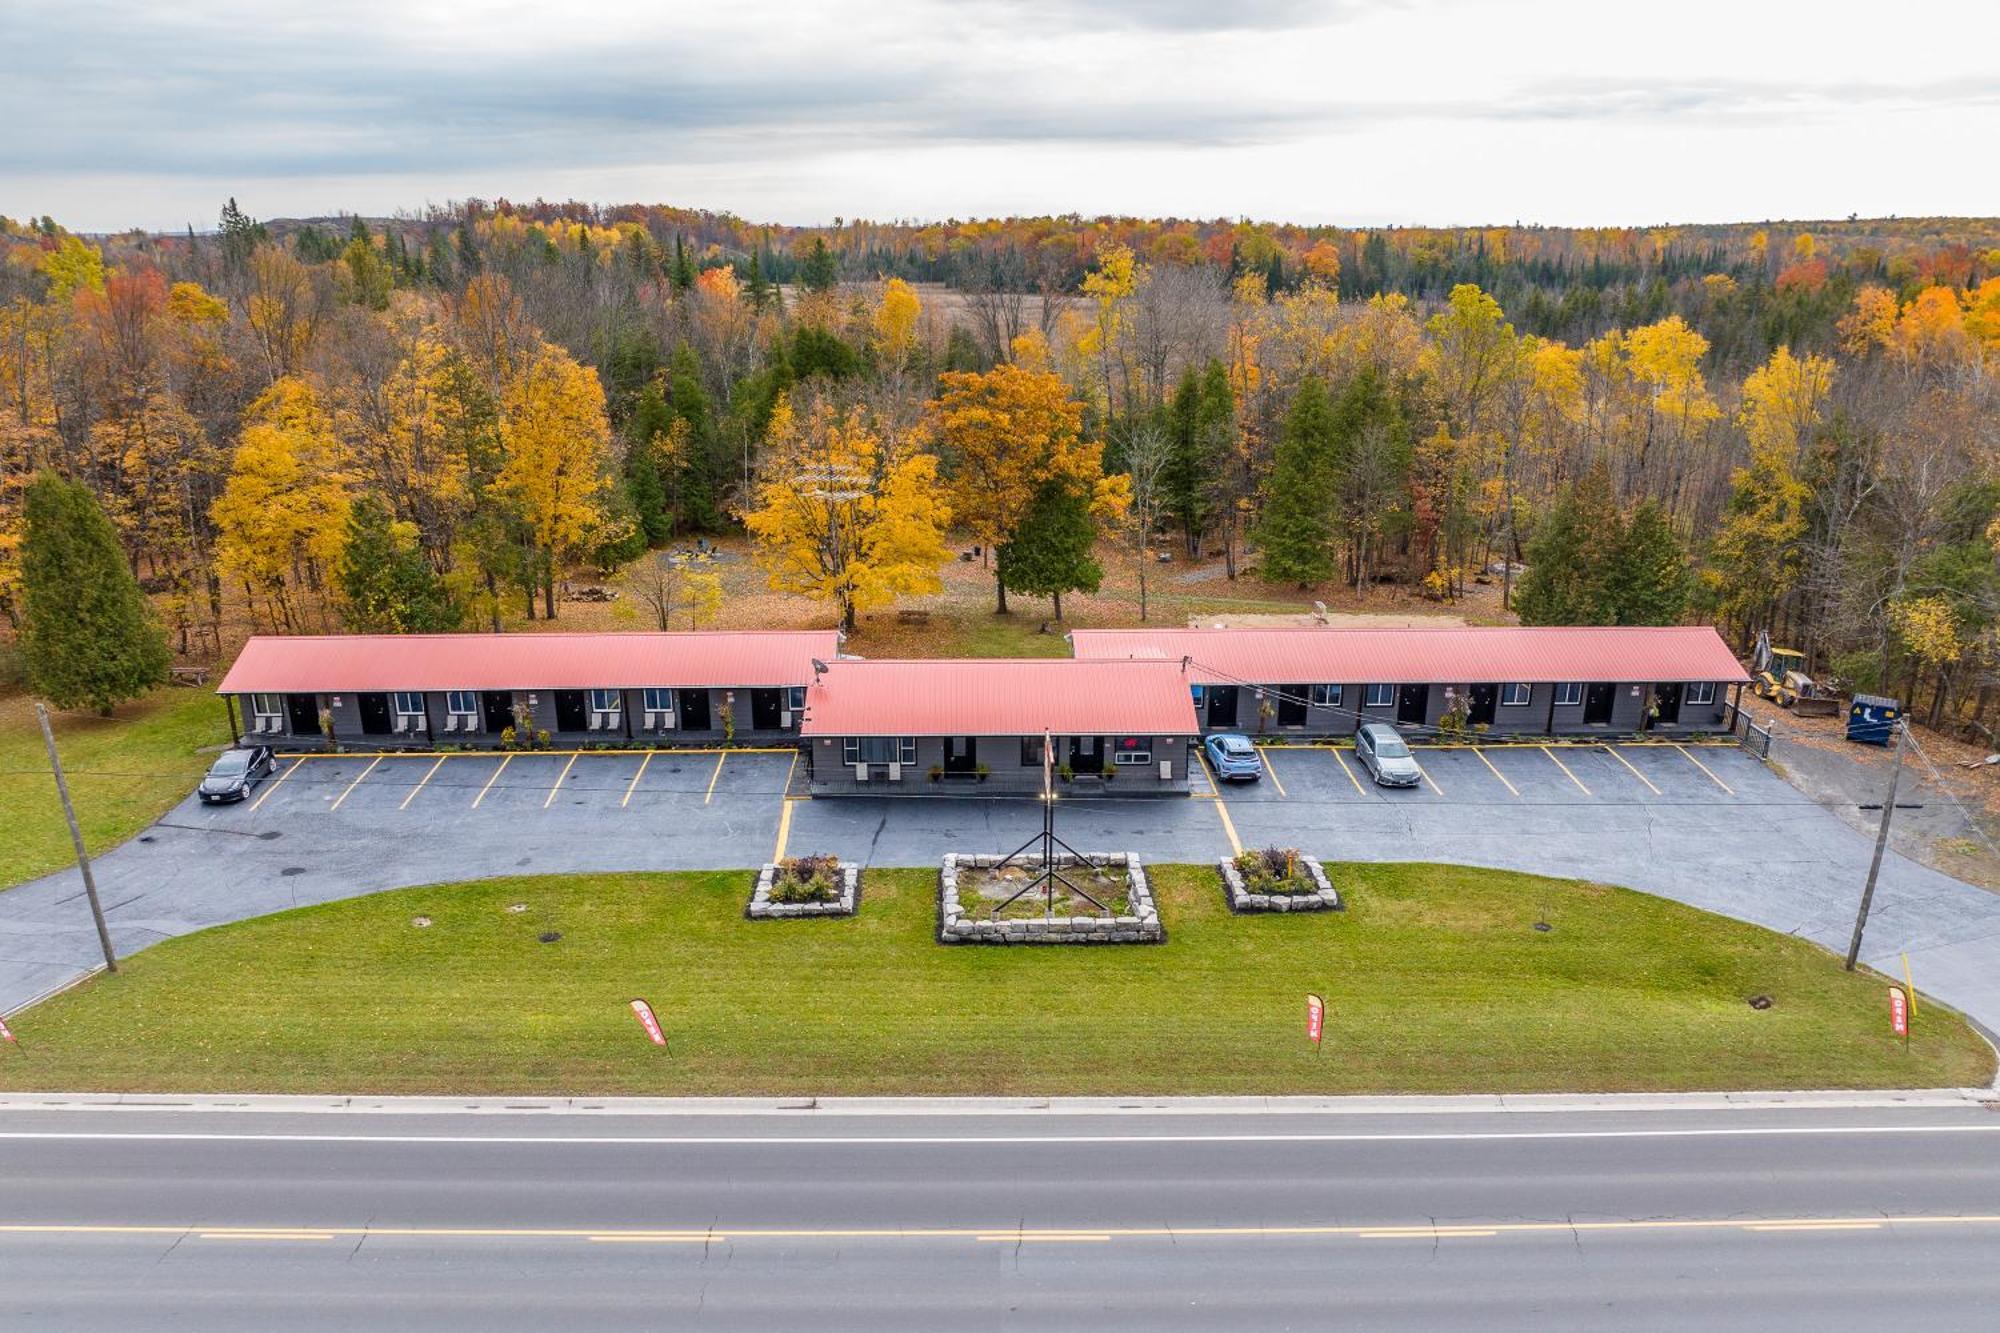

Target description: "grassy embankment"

left=2, top=863, right=1984, bottom=1095
left=0, top=689, right=230, bottom=889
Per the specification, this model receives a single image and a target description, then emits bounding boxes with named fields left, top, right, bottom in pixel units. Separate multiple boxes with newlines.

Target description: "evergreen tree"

left=666, top=343, right=722, bottom=530
left=1515, top=467, right=1634, bottom=626
left=1605, top=500, right=1690, bottom=625
left=744, top=251, right=771, bottom=312
left=670, top=234, right=695, bottom=294
left=337, top=496, right=462, bottom=632
left=1165, top=358, right=1233, bottom=555
left=799, top=236, right=839, bottom=293
left=999, top=480, right=1102, bottom=621
left=625, top=382, right=673, bottom=544
left=1253, top=375, right=1339, bottom=586
left=218, top=197, right=261, bottom=272
left=19, top=472, right=170, bottom=715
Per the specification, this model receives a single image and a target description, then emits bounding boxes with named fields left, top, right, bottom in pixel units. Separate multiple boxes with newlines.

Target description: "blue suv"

left=1204, top=732, right=1264, bottom=782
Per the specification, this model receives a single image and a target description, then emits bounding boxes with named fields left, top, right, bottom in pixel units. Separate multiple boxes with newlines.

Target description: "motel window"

left=1021, top=738, right=1044, bottom=767
left=250, top=693, right=283, bottom=719
left=788, top=686, right=806, bottom=711
left=1310, top=685, right=1342, bottom=707
left=1502, top=683, right=1532, bottom=706
left=445, top=691, right=476, bottom=716
left=1364, top=684, right=1393, bottom=708
left=1111, top=737, right=1153, bottom=766
left=845, top=737, right=914, bottom=765
left=392, top=692, right=425, bottom=717
left=642, top=688, right=673, bottom=713
left=1687, top=682, right=1716, bottom=706
left=1554, top=682, right=1583, bottom=707
left=588, top=689, right=621, bottom=714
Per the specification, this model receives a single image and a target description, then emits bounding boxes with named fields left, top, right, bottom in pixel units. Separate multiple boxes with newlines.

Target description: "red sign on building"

left=630, top=997, right=667, bottom=1047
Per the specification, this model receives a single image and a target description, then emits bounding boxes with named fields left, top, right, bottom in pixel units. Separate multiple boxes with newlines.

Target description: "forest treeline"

left=1, top=202, right=1997, bottom=729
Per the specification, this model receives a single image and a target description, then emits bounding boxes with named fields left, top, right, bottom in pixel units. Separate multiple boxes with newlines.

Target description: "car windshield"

left=1219, top=738, right=1254, bottom=755
left=1371, top=734, right=1411, bottom=758
left=210, top=751, right=251, bottom=775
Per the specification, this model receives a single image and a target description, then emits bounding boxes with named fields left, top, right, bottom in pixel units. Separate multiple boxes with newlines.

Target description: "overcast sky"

left=4, top=0, right=1996, bottom=234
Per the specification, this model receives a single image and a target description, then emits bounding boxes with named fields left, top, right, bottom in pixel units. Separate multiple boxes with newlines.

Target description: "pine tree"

left=999, top=480, right=1103, bottom=621
left=20, top=472, right=170, bottom=715
left=744, top=251, right=771, bottom=312
left=1253, top=375, right=1339, bottom=587
left=1514, top=467, right=1625, bottom=626
left=1605, top=500, right=1690, bottom=625
left=665, top=343, right=721, bottom=531
left=625, top=386, right=671, bottom=547
left=799, top=237, right=839, bottom=293
left=670, top=234, right=695, bottom=294
left=337, top=497, right=462, bottom=632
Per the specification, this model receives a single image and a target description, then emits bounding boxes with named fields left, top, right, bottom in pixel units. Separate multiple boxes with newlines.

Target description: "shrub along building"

left=1069, top=625, right=1749, bottom=738
left=797, top=658, right=1202, bottom=796
left=215, top=631, right=840, bottom=749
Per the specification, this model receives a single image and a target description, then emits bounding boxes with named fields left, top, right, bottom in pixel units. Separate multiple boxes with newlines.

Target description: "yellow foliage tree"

left=873, top=277, right=922, bottom=376
left=744, top=394, right=950, bottom=631
left=1739, top=345, right=1835, bottom=459
left=495, top=344, right=614, bottom=619
left=211, top=377, right=352, bottom=630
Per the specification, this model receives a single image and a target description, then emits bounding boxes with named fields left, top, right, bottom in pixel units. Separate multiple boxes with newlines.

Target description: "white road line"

left=3, top=1124, right=1999, bottom=1146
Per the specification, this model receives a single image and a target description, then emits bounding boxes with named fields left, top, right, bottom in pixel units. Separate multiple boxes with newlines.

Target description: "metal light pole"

left=1845, top=718, right=1906, bottom=971
left=34, top=704, right=118, bottom=973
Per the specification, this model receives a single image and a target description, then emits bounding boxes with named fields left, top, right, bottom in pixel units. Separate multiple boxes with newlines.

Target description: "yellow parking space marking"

left=471, top=753, right=512, bottom=809
left=327, top=755, right=381, bottom=812
left=1602, top=745, right=1662, bottom=796
left=1673, top=743, right=1733, bottom=794
left=1411, top=758, right=1443, bottom=796
left=771, top=754, right=799, bottom=861
left=248, top=757, right=303, bottom=812
left=1331, top=748, right=1369, bottom=796
left=543, top=753, right=580, bottom=809
left=1197, top=752, right=1244, bottom=855
left=1260, top=752, right=1288, bottom=798
left=399, top=756, right=448, bottom=810
left=704, top=751, right=728, bottom=804
left=1472, top=747, right=1519, bottom=797
left=621, top=752, right=653, bottom=808
left=1540, top=746, right=1590, bottom=795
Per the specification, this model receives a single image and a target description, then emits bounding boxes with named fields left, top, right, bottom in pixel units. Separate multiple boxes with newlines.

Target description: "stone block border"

left=1219, top=854, right=1343, bottom=913
left=747, top=862, right=860, bottom=919
left=939, top=852, right=1164, bottom=944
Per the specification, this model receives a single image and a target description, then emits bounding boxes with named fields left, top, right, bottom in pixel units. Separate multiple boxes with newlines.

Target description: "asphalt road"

left=5, top=1097, right=2000, bottom=1330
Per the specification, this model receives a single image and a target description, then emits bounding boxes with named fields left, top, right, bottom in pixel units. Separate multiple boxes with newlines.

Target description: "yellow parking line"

left=1261, top=752, right=1289, bottom=798
left=704, top=750, right=728, bottom=804
left=772, top=754, right=799, bottom=862
left=1603, top=745, right=1662, bottom=796
left=1541, top=745, right=1590, bottom=795
left=543, top=752, right=580, bottom=809
left=1331, top=748, right=1368, bottom=796
left=1472, top=747, right=1519, bottom=797
left=1198, top=752, right=1244, bottom=855
left=621, top=752, right=653, bottom=808
left=471, top=753, right=512, bottom=809
left=1412, top=758, right=1443, bottom=796
left=398, top=755, right=448, bottom=810
left=1674, top=743, right=1733, bottom=794
left=248, top=757, right=303, bottom=812
left=327, top=755, right=381, bottom=812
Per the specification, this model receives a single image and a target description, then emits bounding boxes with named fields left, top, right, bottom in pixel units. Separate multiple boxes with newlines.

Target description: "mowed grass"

left=3, top=864, right=1986, bottom=1095
left=0, top=689, right=230, bottom=889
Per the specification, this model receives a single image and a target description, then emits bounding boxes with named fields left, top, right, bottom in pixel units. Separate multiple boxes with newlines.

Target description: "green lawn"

left=0, top=689, right=231, bottom=889
left=2, top=864, right=1984, bottom=1095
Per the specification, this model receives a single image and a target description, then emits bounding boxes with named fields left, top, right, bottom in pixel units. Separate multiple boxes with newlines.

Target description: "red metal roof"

left=1069, top=625, right=1750, bottom=686
left=800, top=659, right=1201, bottom=737
left=216, top=631, right=841, bottom=694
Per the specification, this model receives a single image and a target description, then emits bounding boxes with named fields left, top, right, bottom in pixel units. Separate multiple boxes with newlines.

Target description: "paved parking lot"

left=9, top=737, right=2000, bottom=1039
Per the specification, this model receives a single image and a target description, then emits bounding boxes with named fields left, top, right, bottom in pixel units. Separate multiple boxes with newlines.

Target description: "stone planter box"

left=939, top=851, right=1163, bottom=944
left=748, top=862, right=860, bottom=919
left=1219, top=854, right=1343, bottom=913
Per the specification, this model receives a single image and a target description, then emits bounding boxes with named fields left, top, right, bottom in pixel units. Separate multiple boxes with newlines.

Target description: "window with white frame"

left=843, top=737, right=915, bottom=766
left=1501, top=683, right=1532, bottom=706
left=445, top=690, right=476, bottom=717
left=1310, top=684, right=1343, bottom=707
left=1686, top=682, right=1715, bottom=705
left=788, top=686, right=806, bottom=711
left=1554, top=682, right=1583, bottom=707
left=1364, top=684, right=1393, bottom=708
left=392, top=692, right=425, bottom=717
left=250, top=693, right=283, bottom=720
left=588, top=689, right=621, bottom=714
left=642, top=688, right=673, bottom=713
left=1111, top=737, right=1153, bottom=766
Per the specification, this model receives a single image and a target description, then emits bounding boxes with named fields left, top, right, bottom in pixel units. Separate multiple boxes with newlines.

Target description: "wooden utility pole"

left=1845, top=718, right=1906, bottom=971
left=34, top=704, right=117, bottom=973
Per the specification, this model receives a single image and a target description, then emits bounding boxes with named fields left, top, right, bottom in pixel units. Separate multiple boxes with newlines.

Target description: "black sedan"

left=198, top=745, right=277, bottom=804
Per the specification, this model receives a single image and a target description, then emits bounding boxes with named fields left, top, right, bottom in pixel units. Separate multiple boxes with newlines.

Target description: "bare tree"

left=1119, top=419, right=1173, bottom=621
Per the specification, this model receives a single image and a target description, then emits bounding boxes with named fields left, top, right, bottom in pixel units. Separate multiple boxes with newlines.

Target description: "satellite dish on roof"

left=810, top=658, right=829, bottom=677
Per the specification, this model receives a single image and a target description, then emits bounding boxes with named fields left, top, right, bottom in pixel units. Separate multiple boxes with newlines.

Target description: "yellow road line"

left=977, top=1234, right=1110, bottom=1243
left=1359, top=1229, right=1498, bottom=1239
left=1744, top=1222, right=1881, bottom=1232
left=621, top=752, right=653, bottom=808
left=201, top=1232, right=334, bottom=1242
left=471, top=754, right=512, bottom=809
left=1472, top=747, right=1519, bottom=797
left=248, top=757, right=303, bottom=812
left=1540, top=745, right=1590, bottom=795
left=1412, top=758, right=1443, bottom=796
left=1603, top=744, right=1662, bottom=796
left=1673, top=743, right=1733, bottom=794
left=398, top=756, right=448, bottom=810
left=772, top=753, right=799, bottom=862
left=1261, top=752, right=1289, bottom=798
left=589, top=1235, right=718, bottom=1244
left=543, top=752, right=580, bottom=809
left=704, top=751, right=728, bottom=804
left=327, top=755, right=382, bottom=812
left=1331, top=748, right=1369, bottom=796
left=1197, top=752, right=1244, bottom=855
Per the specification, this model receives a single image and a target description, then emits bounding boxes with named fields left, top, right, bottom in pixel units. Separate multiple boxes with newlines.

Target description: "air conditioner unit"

left=887, top=762, right=902, bottom=781
left=441, top=715, right=458, bottom=734
left=657, top=713, right=675, bottom=732
left=586, top=714, right=603, bottom=731
left=780, top=710, right=793, bottom=728
left=853, top=763, right=869, bottom=781
left=392, top=715, right=412, bottom=734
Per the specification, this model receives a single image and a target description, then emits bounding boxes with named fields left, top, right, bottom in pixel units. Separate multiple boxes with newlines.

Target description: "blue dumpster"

left=1847, top=694, right=1901, bottom=745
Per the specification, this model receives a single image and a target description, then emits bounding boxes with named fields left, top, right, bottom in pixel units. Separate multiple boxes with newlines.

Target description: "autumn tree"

left=743, top=394, right=950, bottom=631
left=19, top=471, right=169, bottom=714
left=211, top=377, right=352, bottom=630
left=494, top=343, right=614, bottom=619
left=621, top=555, right=724, bottom=631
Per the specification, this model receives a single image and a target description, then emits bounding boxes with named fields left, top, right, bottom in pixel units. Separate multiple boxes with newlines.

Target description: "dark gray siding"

left=807, top=733, right=1194, bottom=796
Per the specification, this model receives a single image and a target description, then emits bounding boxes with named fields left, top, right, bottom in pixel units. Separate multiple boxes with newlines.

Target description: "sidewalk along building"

left=798, top=658, right=1202, bottom=796
left=1069, top=625, right=1749, bottom=738
left=215, top=631, right=840, bottom=750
